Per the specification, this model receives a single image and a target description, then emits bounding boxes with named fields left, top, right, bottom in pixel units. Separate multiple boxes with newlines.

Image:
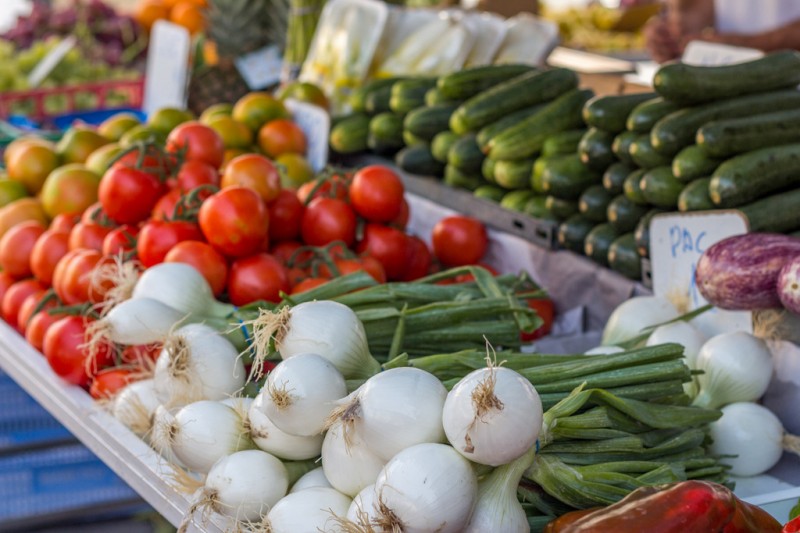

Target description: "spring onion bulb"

left=443, top=365, right=542, bottom=466
left=166, top=400, right=255, bottom=473
left=153, top=324, right=245, bottom=408
left=247, top=391, right=323, bottom=460
left=262, top=352, right=347, bottom=437
left=248, top=301, right=381, bottom=381
left=322, top=420, right=386, bottom=497
left=112, top=378, right=160, bottom=439
left=584, top=346, right=624, bottom=356
left=132, top=262, right=234, bottom=319
left=601, top=296, right=678, bottom=346
left=345, top=484, right=380, bottom=524
left=290, top=467, right=332, bottom=493
left=149, top=405, right=186, bottom=468
left=710, top=402, right=800, bottom=477
left=330, top=368, right=447, bottom=461
left=220, top=397, right=252, bottom=412
left=693, top=332, right=774, bottom=409
left=264, top=487, right=352, bottom=533
left=85, top=297, right=187, bottom=350
left=372, top=443, right=477, bottom=533
left=646, top=321, right=707, bottom=369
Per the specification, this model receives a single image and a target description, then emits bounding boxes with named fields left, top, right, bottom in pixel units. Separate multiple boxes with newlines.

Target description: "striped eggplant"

left=778, top=256, right=800, bottom=314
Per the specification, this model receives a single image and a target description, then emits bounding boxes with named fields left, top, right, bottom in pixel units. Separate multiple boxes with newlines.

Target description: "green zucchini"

left=584, top=223, right=620, bottom=267
left=640, top=166, right=683, bottom=208
left=697, top=108, right=800, bottom=158
left=350, top=77, right=404, bottom=113
left=424, top=88, right=461, bottom=107
left=651, top=89, right=800, bottom=157
left=629, top=134, right=672, bottom=169
left=738, top=187, right=800, bottom=233
left=540, top=154, right=602, bottom=200
left=578, top=128, right=617, bottom=171
left=403, top=130, right=427, bottom=147
left=623, top=168, right=648, bottom=205
left=603, top=162, right=634, bottom=195
left=395, top=144, right=444, bottom=177
left=437, top=64, right=536, bottom=100
left=579, top=184, right=614, bottom=223
left=524, top=196, right=558, bottom=221
left=672, top=144, right=723, bottom=183
left=542, top=129, right=587, bottom=157
left=546, top=195, right=580, bottom=221
left=583, top=92, right=656, bottom=133
left=677, top=178, right=714, bottom=212
left=368, top=113, right=405, bottom=155
left=451, top=68, right=579, bottom=134
left=329, top=113, right=370, bottom=154
left=626, top=97, right=682, bottom=133
left=501, top=190, right=536, bottom=212
left=473, top=185, right=506, bottom=202
left=607, top=195, right=649, bottom=233
left=494, top=159, right=535, bottom=190
left=476, top=105, right=546, bottom=152
left=448, top=134, right=485, bottom=174
left=482, top=157, right=497, bottom=183
left=444, top=165, right=483, bottom=191
left=710, top=144, right=800, bottom=207
left=634, top=208, right=667, bottom=258
left=365, top=85, right=394, bottom=114
left=558, top=214, right=595, bottom=254
left=431, top=131, right=460, bottom=163
left=653, top=50, right=800, bottom=104
left=488, top=88, right=594, bottom=160
left=609, top=233, right=642, bottom=279
left=611, top=130, right=639, bottom=166
left=390, top=78, right=438, bottom=115
left=403, top=104, right=459, bottom=141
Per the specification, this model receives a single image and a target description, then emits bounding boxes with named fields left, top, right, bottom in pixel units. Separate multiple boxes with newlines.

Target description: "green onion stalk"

left=282, top=0, right=326, bottom=81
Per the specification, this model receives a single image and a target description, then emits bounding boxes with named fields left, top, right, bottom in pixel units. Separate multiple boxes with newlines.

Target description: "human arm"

left=682, top=18, right=800, bottom=52
left=644, top=0, right=715, bottom=62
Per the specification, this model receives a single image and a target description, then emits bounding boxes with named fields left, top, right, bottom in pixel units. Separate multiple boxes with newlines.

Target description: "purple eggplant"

left=778, top=256, right=800, bottom=314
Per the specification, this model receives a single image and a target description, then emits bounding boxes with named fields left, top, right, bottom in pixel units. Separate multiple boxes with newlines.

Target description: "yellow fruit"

left=0, top=198, right=48, bottom=239
left=148, top=107, right=195, bottom=134
left=56, top=127, right=110, bottom=164
left=200, top=103, right=233, bottom=124
left=232, top=92, right=290, bottom=133
left=277, top=81, right=329, bottom=110
left=0, top=180, right=29, bottom=209
left=275, top=153, right=313, bottom=189
left=85, top=143, right=123, bottom=175
left=5, top=141, right=59, bottom=195
left=98, top=113, right=141, bottom=141
left=206, top=115, right=254, bottom=149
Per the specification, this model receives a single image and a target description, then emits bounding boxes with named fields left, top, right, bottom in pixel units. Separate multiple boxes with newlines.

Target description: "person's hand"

left=644, top=16, right=682, bottom=63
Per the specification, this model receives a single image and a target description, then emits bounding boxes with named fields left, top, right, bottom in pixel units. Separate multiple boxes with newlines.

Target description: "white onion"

left=601, top=296, right=678, bottom=346
left=132, top=262, right=233, bottom=319
left=149, top=405, right=186, bottom=467
left=262, top=352, right=347, bottom=437
left=322, top=420, right=386, bottom=497
left=290, top=467, right=332, bottom=493
left=373, top=443, right=477, bottom=533
left=693, top=332, right=774, bottom=409
left=220, top=397, right=252, bottom=412
left=710, top=402, right=786, bottom=477
left=265, top=487, right=351, bottom=532
left=647, top=321, right=707, bottom=369
left=247, top=391, right=323, bottom=460
left=345, top=484, right=380, bottom=525
left=443, top=367, right=542, bottom=466
left=92, top=297, right=187, bottom=345
left=153, top=323, right=245, bottom=408
left=584, top=346, right=624, bottom=356
left=112, top=379, right=160, bottom=439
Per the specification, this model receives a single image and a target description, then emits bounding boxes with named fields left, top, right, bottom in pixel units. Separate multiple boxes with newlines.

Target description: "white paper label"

left=143, top=20, right=191, bottom=115
left=28, top=36, right=77, bottom=88
left=649, top=211, right=752, bottom=334
left=682, top=40, right=763, bottom=67
left=235, top=45, right=283, bottom=90
left=284, top=99, right=330, bottom=173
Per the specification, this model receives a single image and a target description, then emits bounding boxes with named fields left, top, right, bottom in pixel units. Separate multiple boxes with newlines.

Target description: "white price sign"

left=284, top=99, right=330, bottom=173
left=682, top=40, right=763, bottom=67
left=143, top=21, right=191, bottom=115
left=235, top=45, right=283, bottom=90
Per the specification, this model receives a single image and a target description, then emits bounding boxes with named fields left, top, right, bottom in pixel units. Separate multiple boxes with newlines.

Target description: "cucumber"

left=368, top=113, right=405, bottom=155
left=558, top=214, right=595, bottom=254
left=623, top=168, right=648, bottom=206
left=451, top=68, right=579, bottom=135
left=403, top=130, right=427, bottom=147
left=546, top=195, right=580, bottom=221
left=629, top=134, right=671, bottom=169
left=365, top=85, right=394, bottom=114
left=524, top=196, right=557, bottom=221
left=651, top=89, right=800, bottom=156
left=609, top=233, right=642, bottom=280
left=501, top=189, right=536, bottom=212
left=437, top=64, right=536, bottom=100
left=603, top=162, right=634, bottom=195
left=697, top=108, right=800, bottom=158
left=640, top=166, right=683, bottom=208
left=424, top=88, right=461, bottom=107
left=329, top=113, right=370, bottom=154
left=634, top=208, right=667, bottom=258
left=448, top=134, right=485, bottom=174
left=494, top=159, right=535, bottom=190
left=542, top=129, right=587, bottom=157
left=431, top=131, right=460, bottom=163
left=532, top=156, right=566, bottom=194
left=678, top=177, right=714, bottom=212
left=578, top=128, right=617, bottom=171
left=474, top=185, right=506, bottom=202
left=350, top=77, right=404, bottom=113
left=607, top=194, right=649, bottom=233
left=626, top=97, right=681, bottom=133
left=482, top=157, right=497, bottom=183
left=583, top=92, right=656, bottom=133
left=710, top=144, right=800, bottom=207
left=540, top=154, right=602, bottom=200
left=444, top=165, right=483, bottom=191
left=395, top=144, right=444, bottom=177
left=403, top=104, right=459, bottom=141
left=611, top=131, right=639, bottom=166
left=738, top=187, right=800, bottom=233
left=653, top=50, right=800, bottom=104
left=579, top=184, right=614, bottom=223
left=672, top=144, right=723, bottom=183
left=584, top=223, right=620, bottom=267
left=487, top=89, right=594, bottom=160
left=476, top=105, right=546, bottom=152
left=390, top=78, right=438, bottom=115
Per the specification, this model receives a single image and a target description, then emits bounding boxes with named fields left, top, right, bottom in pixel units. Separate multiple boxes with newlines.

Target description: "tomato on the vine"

left=137, top=220, right=204, bottom=267
left=90, top=369, right=136, bottom=400
left=99, top=166, right=166, bottom=225
left=120, top=343, right=162, bottom=366
left=431, top=216, right=488, bottom=267
left=349, top=165, right=404, bottom=223
left=171, top=159, right=219, bottom=192
left=221, top=154, right=282, bottom=203
left=290, top=277, right=328, bottom=294
left=301, top=197, right=357, bottom=247
left=68, top=221, right=113, bottom=252
left=166, top=121, right=225, bottom=169
left=227, top=253, right=290, bottom=306
left=296, top=176, right=349, bottom=204
left=16, top=289, right=49, bottom=334
left=400, top=235, right=432, bottom=281
left=268, top=189, right=304, bottom=242
left=26, top=309, right=65, bottom=352
left=0, top=221, right=46, bottom=279
left=52, top=249, right=106, bottom=305
left=0, top=272, right=16, bottom=305
left=30, top=229, right=70, bottom=286
left=2, top=279, right=46, bottom=331
left=270, top=240, right=304, bottom=265
left=50, top=213, right=80, bottom=233
left=198, top=186, right=270, bottom=258
left=356, top=224, right=409, bottom=281
left=44, top=316, right=113, bottom=387
left=151, top=188, right=182, bottom=221
left=164, top=240, right=228, bottom=296
left=102, top=225, right=140, bottom=257
left=521, top=298, right=555, bottom=342
left=389, top=197, right=410, bottom=230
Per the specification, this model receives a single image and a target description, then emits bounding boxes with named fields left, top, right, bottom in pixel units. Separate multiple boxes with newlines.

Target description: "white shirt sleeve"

left=714, top=0, right=800, bottom=34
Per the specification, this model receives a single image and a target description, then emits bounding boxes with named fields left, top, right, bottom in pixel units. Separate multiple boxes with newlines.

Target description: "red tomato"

left=198, top=186, right=270, bottom=258
left=137, top=220, right=204, bottom=268
left=270, top=240, right=303, bottom=265
left=287, top=266, right=310, bottom=287
left=453, top=262, right=500, bottom=284
left=389, top=197, right=410, bottom=230
left=356, top=224, right=409, bottom=281
left=432, top=216, right=488, bottom=267
left=227, top=253, right=290, bottom=305
left=51, top=249, right=86, bottom=304
left=300, top=197, right=357, bottom=247
left=50, top=213, right=81, bottom=233
left=151, top=188, right=182, bottom=221
left=112, top=149, right=167, bottom=172
left=26, top=310, right=65, bottom=352
left=360, top=255, right=388, bottom=284
left=166, top=121, right=225, bottom=169
left=44, top=316, right=113, bottom=387
left=0, top=221, right=46, bottom=279
left=521, top=298, right=555, bottom=342
left=296, top=175, right=349, bottom=204
left=99, top=166, right=166, bottom=225
left=349, top=165, right=404, bottom=222
left=102, top=225, right=140, bottom=257
left=16, top=289, right=48, bottom=334
left=290, top=277, right=329, bottom=294
left=268, top=189, right=304, bottom=242
left=164, top=240, right=228, bottom=296
left=120, top=343, right=162, bottom=366
left=30, top=229, right=70, bottom=286
left=172, top=159, right=220, bottom=191
left=2, top=279, right=45, bottom=330
left=322, top=257, right=386, bottom=284
left=90, top=368, right=136, bottom=400
left=53, top=249, right=103, bottom=305
left=68, top=221, right=112, bottom=252
left=0, top=271, right=16, bottom=304
left=400, top=235, right=432, bottom=281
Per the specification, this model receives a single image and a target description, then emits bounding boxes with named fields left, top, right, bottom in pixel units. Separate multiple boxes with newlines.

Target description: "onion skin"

left=695, top=233, right=800, bottom=310
left=778, top=255, right=800, bottom=314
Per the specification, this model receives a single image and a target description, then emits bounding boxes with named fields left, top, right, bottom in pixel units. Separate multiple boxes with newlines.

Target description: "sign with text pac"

left=143, top=20, right=191, bottom=115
